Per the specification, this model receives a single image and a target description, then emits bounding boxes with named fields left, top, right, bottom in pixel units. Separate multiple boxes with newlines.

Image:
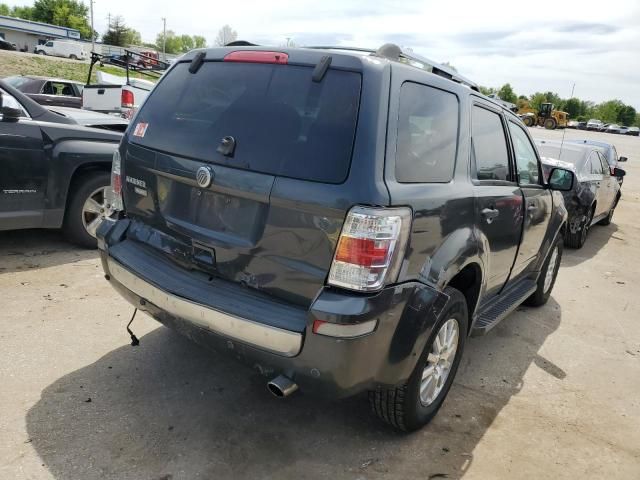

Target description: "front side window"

left=472, top=106, right=511, bottom=182
left=508, top=122, right=541, bottom=185
left=395, top=83, right=459, bottom=183
left=45, top=41, right=53, bottom=47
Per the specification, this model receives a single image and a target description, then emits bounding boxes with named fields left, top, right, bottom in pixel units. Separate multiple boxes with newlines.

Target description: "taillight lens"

left=223, top=51, right=288, bottom=64
left=328, top=206, right=411, bottom=292
left=121, top=89, right=134, bottom=108
left=110, top=150, right=124, bottom=211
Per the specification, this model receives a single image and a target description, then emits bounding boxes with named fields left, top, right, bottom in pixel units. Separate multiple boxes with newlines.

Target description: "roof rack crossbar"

left=305, top=44, right=479, bottom=91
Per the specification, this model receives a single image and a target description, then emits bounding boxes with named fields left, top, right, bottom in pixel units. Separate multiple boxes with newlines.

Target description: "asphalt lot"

left=1, top=128, right=639, bottom=479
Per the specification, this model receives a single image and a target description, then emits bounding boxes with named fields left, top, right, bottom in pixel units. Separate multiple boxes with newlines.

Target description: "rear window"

left=130, top=61, right=361, bottom=183
left=395, top=82, right=459, bottom=183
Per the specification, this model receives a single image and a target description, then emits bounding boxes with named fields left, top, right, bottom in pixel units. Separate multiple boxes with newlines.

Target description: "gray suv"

left=98, top=44, right=574, bottom=431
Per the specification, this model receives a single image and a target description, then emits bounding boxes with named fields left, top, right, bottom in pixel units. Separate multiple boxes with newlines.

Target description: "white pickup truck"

left=82, top=71, right=154, bottom=119
left=82, top=50, right=169, bottom=119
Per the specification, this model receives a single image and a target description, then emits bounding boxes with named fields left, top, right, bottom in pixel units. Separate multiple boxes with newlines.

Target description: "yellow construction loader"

left=517, top=103, right=568, bottom=129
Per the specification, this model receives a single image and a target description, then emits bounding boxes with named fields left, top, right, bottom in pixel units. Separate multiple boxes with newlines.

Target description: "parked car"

left=618, top=127, right=629, bottom=135
left=0, top=79, right=126, bottom=247
left=34, top=40, right=87, bottom=60
left=0, top=38, right=17, bottom=51
left=97, top=44, right=574, bottom=431
left=577, top=121, right=587, bottom=130
left=626, top=126, right=639, bottom=136
left=586, top=119, right=603, bottom=130
left=567, top=139, right=627, bottom=185
left=598, top=123, right=610, bottom=132
left=567, top=120, right=579, bottom=128
left=536, top=140, right=623, bottom=248
left=3, top=75, right=84, bottom=108
left=606, top=124, right=622, bottom=134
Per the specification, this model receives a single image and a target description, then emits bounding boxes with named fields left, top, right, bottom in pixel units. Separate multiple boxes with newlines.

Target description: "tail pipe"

left=267, top=375, right=298, bottom=398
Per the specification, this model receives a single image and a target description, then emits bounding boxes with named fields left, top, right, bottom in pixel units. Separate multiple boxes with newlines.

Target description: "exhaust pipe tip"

left=267, top=375, right=298, bottom=398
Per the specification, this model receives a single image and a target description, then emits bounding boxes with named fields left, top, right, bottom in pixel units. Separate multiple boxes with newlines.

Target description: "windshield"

left=130, top=61, right=362, bottom=184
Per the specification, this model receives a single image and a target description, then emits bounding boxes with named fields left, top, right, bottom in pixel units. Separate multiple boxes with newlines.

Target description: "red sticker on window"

left=133, top=122, right=148, bottom=137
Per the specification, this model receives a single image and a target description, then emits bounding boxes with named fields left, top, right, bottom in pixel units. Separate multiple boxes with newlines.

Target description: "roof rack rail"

left=306, top=44, right=479, bottom=92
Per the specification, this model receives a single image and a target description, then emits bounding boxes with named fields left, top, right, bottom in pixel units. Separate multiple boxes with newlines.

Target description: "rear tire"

left=63, top=171, right=113, bottom=249
left=544, top=118, right=557, bottom=130
left=369, top=286, right=468, bottom=432
left=524, top=236, right=563, bottom=307
left=69, top=54, right=78, bottom=60
left=565, top=207, right=593, bottom=249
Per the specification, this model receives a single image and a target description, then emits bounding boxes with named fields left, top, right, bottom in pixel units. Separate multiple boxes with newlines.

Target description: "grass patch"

left=0, top=50, right=157, bottom=84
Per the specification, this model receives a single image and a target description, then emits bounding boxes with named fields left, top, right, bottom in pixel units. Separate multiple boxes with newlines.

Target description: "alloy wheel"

left=420, top=318, right=460, bottom=407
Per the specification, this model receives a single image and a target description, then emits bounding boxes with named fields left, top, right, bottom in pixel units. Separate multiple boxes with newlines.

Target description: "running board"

left=471, top=280, right=537, bottom=336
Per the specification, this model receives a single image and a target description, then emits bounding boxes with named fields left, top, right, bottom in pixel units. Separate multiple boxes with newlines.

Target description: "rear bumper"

left=98, top=219, right=448, bottom=398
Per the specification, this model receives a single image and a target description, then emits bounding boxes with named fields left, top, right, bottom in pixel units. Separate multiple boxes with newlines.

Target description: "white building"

left=0, top=15, right=81, bottom=52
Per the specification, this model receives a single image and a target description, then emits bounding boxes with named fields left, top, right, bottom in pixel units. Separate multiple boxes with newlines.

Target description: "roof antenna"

left=558, top=83, right=575, bottom=160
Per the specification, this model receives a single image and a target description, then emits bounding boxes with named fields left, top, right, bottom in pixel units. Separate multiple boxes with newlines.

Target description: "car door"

left=597, top=152, right=616, bottom=212
left=588, top=151, right=607, bottom=218
left=471, top=103, right=524, bottom=300
left=506, top=121, right=552, bottom=277
left=0, top=87, right=49, bottom=229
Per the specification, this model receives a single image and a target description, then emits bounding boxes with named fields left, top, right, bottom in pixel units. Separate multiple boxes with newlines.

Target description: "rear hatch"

left=121, top=52, right=364, bottom=307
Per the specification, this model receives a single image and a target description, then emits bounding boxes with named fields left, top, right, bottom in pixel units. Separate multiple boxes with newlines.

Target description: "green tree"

left=497, top=83, right=517, bottom=104
left=617, top=105, right=636, bottom=126
left=102, top=15, right=129, bottom=46
left=179, top=34, right=194, bottom=52
left=563, top=98, right=582, bottom=118
left=28, top=0, right=93, bottom=39
left=0, top=2, right=35, bottom=19
left=156, top=30, right=183, bottom=54
left=529, top=92, right=547, bottom=111
left=193, top=35, right=207, bottom=49
left=478, top=86, right=496, bottom=96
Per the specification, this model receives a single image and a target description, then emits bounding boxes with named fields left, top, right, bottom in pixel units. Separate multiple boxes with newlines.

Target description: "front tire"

left=63, top=172, right=115, bottom=249
left=523, top=116, right=535, bottom=127
left=369, top=287, right=468, bottom=431
left=544, top=118, right=557, bottom=130
left=524, top=236, right=563, bottom=307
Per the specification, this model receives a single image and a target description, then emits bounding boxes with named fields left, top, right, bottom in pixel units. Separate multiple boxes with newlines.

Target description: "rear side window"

left=395, top=83, right=458, bottom=183
left=472, top=106, right=511, bottom=181
left=131, top=62, right=361, bottom=183
left=589, top=153, right=604, bottom=174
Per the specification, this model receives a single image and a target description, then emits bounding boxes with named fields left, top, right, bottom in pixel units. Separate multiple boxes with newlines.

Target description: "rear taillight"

left=328, top=206, right=411, bottom=292
left=121, top=89, right=134, bottom=109
left=110, top=150, right=124, bottom=211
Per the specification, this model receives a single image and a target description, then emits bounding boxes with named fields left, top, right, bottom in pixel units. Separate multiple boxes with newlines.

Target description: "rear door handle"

left=481, top=207, right=499, bottom=224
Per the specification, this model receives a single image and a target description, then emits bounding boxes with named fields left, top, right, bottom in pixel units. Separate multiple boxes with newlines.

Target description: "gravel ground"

left=1, top=128, right=639, bottom=480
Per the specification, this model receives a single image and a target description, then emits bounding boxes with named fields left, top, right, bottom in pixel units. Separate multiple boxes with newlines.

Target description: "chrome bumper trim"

left=107, top=258, right=303, bottom=357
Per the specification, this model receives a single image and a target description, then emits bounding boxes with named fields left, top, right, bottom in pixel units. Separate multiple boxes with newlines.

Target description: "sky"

left=7, top=0, right=640, bottom=108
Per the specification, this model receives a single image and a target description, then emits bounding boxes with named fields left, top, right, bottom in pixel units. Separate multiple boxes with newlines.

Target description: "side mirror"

left=548, top=168, right=574, bottom=191
left=618, top=156, right=627, bottom=162
left=613, top=167, right=626, bottom=178
left=1, top=106, right=22, bottom=123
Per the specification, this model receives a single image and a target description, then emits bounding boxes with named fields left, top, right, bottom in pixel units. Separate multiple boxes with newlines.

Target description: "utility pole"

left=161, top=17, right=166, bottom=61
left=89, top=0, right=95, bottom=53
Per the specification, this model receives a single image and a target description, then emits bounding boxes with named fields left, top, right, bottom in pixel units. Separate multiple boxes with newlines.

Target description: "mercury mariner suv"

left=97, top=44, right=574, bottom=431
